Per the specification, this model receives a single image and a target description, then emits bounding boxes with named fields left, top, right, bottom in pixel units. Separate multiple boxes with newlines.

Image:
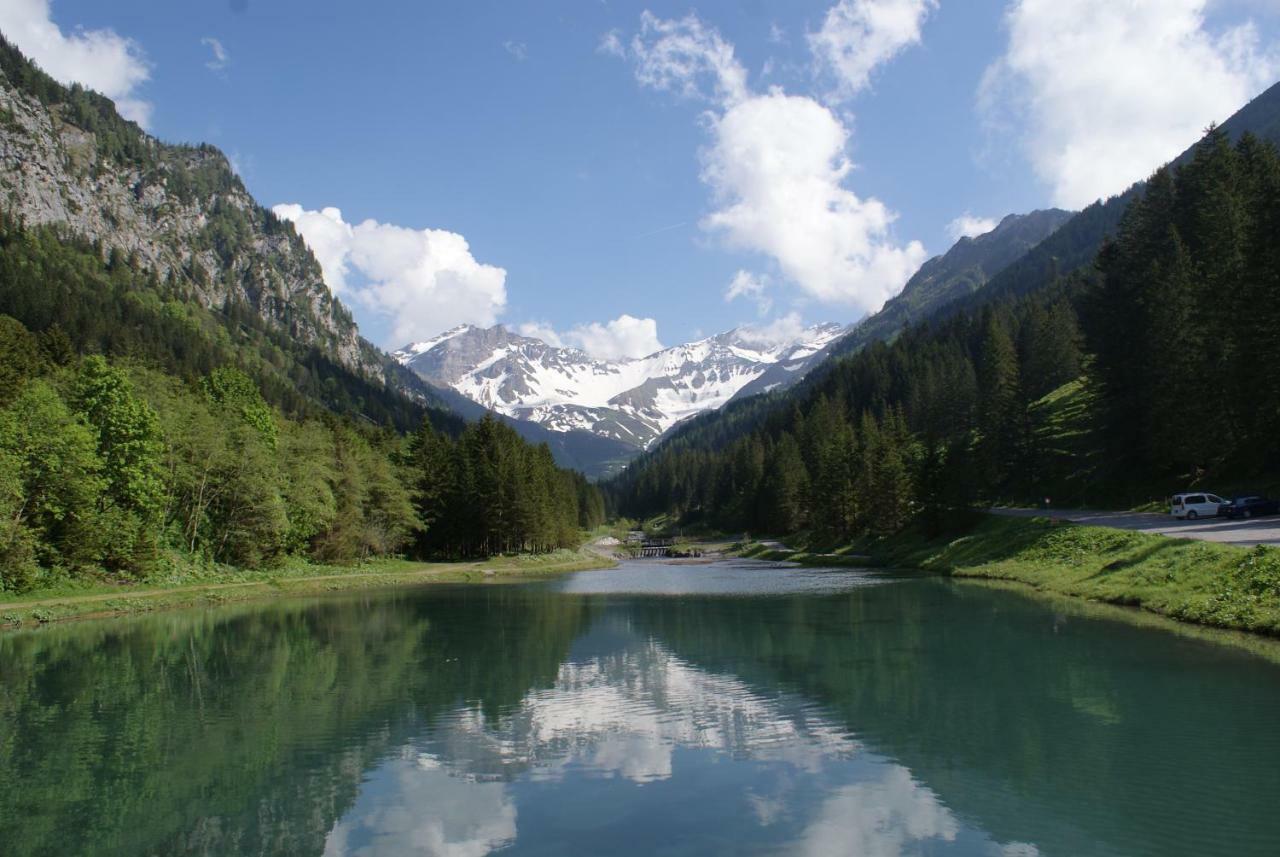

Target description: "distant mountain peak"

left=394, top=320, right=850, bottom=448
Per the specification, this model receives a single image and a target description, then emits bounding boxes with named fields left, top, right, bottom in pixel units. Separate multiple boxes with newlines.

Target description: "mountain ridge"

left=394, top=321, right=849, bottom=451
left=817, top=208, right=1074, bottom=367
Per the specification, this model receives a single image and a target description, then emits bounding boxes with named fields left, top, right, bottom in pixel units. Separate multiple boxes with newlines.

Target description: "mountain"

left=820, top=209, right=1073, bottom=366
left=394, top=322, right=849, bottom=450
left=873, top=80, right=1280, bottom=346
left=0, top=35, right=472, bottom=425
left=0, top=35, right=641, bottom=477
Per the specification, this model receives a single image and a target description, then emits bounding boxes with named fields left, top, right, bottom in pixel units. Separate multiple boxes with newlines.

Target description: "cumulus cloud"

left=808, top=0, right=936, bottom=101
left=201, top=36, right=228, bottom=71
left=946, top=213, right=999, bottom=241
left=735, top=312, right=810, bottom=346
left=610, top=10, right=926, bottom=316
left=516, top=321, right=565, bottom=348
left=702, top=90, right=926, bottom=312
left=570, top=315, right=665, bottom=361
left=983, top=0, right=1280, bottom=208
left=724, top=269, right=773, bottom=316
left=0, top=0, right=152, bottom=126
left=273, top=204, right=508, bottom=346
left=518, top=315, right=664, bottom=361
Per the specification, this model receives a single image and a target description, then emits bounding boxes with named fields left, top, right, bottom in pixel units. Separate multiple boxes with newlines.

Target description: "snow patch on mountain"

left=393, top=322, right=848, bottom=448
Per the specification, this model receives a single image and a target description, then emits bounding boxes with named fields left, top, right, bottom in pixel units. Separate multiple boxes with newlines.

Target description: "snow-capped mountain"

left=393, top=322, right=849, bottom=448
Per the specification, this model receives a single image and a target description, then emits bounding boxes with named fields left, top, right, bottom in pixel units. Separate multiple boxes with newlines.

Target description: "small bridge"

left=639, top=537, right=675, bottom=557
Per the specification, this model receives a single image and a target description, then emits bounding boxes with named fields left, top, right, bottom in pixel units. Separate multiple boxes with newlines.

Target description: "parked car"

left=1219, top=496, right=1280, bottom=519
left=1170, top=492, right=1227, bottom=519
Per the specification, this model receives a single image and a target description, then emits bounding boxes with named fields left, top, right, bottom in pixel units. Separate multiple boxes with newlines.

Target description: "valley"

left=2, top=4, right=1280, bottom=856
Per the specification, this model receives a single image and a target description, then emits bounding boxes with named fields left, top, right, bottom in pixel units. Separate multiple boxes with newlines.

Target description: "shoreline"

left=735, top=516, right=1280, bottom=640
left=0, top=550, right=616, bottom=630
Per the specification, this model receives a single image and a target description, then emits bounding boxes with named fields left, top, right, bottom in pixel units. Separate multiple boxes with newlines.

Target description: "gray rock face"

left=0, top=65, right=379, bottom=377
left=394, top=322, right=850, bottom=448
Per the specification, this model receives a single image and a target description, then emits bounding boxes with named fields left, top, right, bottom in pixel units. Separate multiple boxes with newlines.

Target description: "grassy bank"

left=0, top=549, right=613, bottom=629
left=740, top=516, right=1280, bottom=636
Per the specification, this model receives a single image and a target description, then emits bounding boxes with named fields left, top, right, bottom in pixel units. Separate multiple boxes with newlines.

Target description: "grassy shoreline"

left=737, top=515, right=1280, bottom=637
left=0, top=549, right=615, bottom=629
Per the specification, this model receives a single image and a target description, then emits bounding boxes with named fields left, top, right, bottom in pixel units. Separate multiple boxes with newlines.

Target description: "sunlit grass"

left=740, top=516, right=1280, bottom=636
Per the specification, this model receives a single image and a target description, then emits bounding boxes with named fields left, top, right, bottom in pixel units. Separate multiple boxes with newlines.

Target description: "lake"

left=2, top=559, right=1279, bottom=856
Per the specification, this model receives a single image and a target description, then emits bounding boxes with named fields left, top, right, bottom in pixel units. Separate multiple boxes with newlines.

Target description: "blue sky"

left=5, top=1, right=1279, bottom=355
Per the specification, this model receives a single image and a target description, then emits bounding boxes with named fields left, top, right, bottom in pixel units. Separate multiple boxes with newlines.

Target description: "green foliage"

left=1087, top=128, right=1280, bottom=478
left=73, top=356, right=165, bottom=523
left=0, top=315, right=605, bottom=589
left=0, top=380, right=105, bottom=587
left=407, top=415, right=598, bottom=558
left=0, top=314, right=43, bottom=405
left=201, top=366, right=278, bottom=450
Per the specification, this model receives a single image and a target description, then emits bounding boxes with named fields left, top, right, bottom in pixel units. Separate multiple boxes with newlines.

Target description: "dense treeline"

left=1087, top=127, right=1280, bottom=479
left=0, top=316, right=604, bottom=593
left=610, top=129, right=1280, bottom=540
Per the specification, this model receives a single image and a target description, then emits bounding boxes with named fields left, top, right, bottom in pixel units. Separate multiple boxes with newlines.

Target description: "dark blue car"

left=1219, top=496, right=1280, bottom=519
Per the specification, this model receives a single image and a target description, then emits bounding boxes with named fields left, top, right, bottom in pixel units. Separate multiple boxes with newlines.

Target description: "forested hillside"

left=0, top=38, right=606, bottom=593
left=632, top=81, right=1280, bottom=473
left=609, top=127, right=1280, bottom=540
left=0, top=308, right=604, bottom=592
left=820, top=208, right=1074, bottom=365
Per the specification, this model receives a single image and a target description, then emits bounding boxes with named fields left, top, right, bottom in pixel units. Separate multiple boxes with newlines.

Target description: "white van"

left=1170, top=493, right=1226, bottom=519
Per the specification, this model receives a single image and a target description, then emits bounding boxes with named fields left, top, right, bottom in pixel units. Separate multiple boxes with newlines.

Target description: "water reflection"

left=321, top=615, right=1037, bottom=856
left=2, top=562, right=1280, bottom=856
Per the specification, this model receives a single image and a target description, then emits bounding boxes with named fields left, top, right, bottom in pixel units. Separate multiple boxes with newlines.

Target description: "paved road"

left=991, top=507, right=1280, bottom=548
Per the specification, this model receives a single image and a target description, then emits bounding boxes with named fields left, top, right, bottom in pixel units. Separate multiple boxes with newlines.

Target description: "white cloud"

left=797, top=766, right=959, bottom=857
left=702, top=90, right=926, bottom=313
left=502, top=40, right=527, bottom=61
left=724, top=269, right=773, bottom=316
left=609, top=11, right=926, bottom=316
left=273, top=204, right=508, bottom=346
left=809, top=0, right=936, bottom=101
left=624, top=10, right=748, bottom=104
left=735, top=312, right=810, bottom=346
left=983, top=0, right=1280, bottom=208
left=518, top=315, right=664, bottom=361
left=946, top=213, right=999, bottom=241
left=0, top=0, right=152, bottom=126
left=516, top=321, right=565, bottom=348
left=201, top=36, right=228, bottom=71
left=567, top=315, right=665, bottom=361
left=322, top=758, right=517, bottom=857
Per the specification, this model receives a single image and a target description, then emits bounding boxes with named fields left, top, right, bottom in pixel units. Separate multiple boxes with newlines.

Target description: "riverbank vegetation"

left=0, top=549, right=609, bottom=627
left=740, top=517, right=1280, bottom=636
left=610, top=128, right=1280, bottom=542
left=0, top=310, right=606, bottom=594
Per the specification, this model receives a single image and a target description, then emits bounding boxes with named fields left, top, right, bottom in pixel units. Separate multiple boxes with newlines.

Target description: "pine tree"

left=976, top=315, right=1021, bottom=495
